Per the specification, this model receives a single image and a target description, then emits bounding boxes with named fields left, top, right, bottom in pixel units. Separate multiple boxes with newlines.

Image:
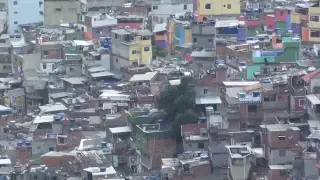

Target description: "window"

left=205, top=4, right=211, bottom=9
left=299, top=99, right=305, bottom=106
left=184, top=5, right=187, bottom=10
left=116, top=58, right=118, bottom=63
left=198, top=143, right=205, bottom=148
left=39, top=11, right=43, bottom=15
left=43, top=50, right=49, bottom=55
left=188, top=144, right=192, bottom=147
left=42, top=64, right=46, bottom=69
left=227, top=4, right=231, bottom=9
left=39, top=1, right=43, bottom=6
left=153, top=6, right=158, bottom=10
left=144, top=47, right=150, bottom=52
left=69, top=67, right=74, bottom=72
left=115, top=34, right=118, bottom=39
left=14, top=21, right=18, bottom=24
left=55, top=8, right=62, bottom=12
left=203, top=88, right=208, bottom=95
left=58, top=137, right=66, bottom=144
left=13, top=11, right=17, bottom=14
left=310, top=16, right=320, bottom=22
left=279, top=149, right=286, bottom=156
left=264, top=95, right=276, bottom=101
left=13, top=1, right=17, bottom=5
left=193, top=38, right=197, bottom=43
left=14, top=30, right=18, bottom=33
left=208, top=39, right=213, bottom=43
left=49, top=147, right=54, bottom=151
left=278, top=136, right=286, bottom=140
left=280, top=11, right=283, bottom=16
left=69, top=8, right=76, bottom=11
left=132, top=50, right=137, bottom=54
left=248, top=105, right=258, bottom=112
left=311, top=31, right=320, bottom=37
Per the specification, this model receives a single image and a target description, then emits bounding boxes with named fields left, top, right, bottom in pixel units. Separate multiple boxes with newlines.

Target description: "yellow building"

left=111, top=29, right=153, bottom=70
left=307, top=7, right=320, bottom=42
left=197, top=0, right=241, bottom=21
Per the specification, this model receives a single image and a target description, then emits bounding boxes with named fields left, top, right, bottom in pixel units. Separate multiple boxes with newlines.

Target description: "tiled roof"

left=181, top=123, right=207, bottom=135
left=244, top=83, right=261, bottom=92
left=302, top=69, right=320, bottom=83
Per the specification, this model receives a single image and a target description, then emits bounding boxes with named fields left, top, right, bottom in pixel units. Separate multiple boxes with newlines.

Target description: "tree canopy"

left=158, top=76, right=199, bottom=137
left=152, top=46, right=168, bottom=58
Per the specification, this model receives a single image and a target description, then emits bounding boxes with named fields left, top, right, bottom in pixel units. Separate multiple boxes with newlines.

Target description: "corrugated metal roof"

left=244, top=83, right=262, bottom=92
left=109, top=126, right=131, bottom=134
left=33, top=115, right=55, bottom=124
left=195, top=96, right=222, bottom=105
left=129, top=71, right=157, bottom=82
left=302, top=69, right=320, bottom=83
left=306, top=94, right=320, bottom=105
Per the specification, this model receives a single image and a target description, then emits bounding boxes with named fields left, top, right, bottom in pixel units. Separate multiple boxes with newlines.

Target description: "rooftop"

left=39, top=103, right=68, bottom=114
left=195, top=96, right=222, bottom=105
left=223, top=81, right=259, bottom=87
left=61, top=77, right=88, bottom=85
left=137, top=123, right=170, bottom=133
left=109, top=126, right=131, bottom=134
left=260, top=124, right=299, bottom=132
left=215, top=20, right=245, bottom=28
left=33, top=115, right=55, bottom=124
left=129, top=71, right=158, bottom=82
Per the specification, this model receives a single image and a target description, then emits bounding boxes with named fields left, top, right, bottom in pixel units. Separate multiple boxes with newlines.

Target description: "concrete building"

left=150, top=0, right=193, bottom=26
left=78, top=12, right=117, bottom=41
left=181, top=123, right=209, bottom=151
left=44, top=0, right=87, bottom=26
left=7, top=0, right=44, bottom=33
left=304, top=69, right=320, bottom=120
left=134, top=123, right=176, bottom=172
left=226, top=145, right=252, bottom=180
left=161, top=152, right=211, bottom=180
left=260, top=124, right=300, bottom=165
left=194, top=0, right=241, bottom=22
left=111, top=28, right=152, bottom=70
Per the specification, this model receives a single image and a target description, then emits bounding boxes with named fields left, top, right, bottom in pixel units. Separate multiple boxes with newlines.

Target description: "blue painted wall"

left=8, top=0, right=44, bottom=33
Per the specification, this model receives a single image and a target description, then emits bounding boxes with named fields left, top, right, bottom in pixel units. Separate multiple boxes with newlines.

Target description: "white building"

left=150, top=0, right=193, bottom=26
left=7, top=0, right=44, bottom=33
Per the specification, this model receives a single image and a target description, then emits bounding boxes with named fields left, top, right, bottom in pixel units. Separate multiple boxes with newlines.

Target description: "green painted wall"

left=276, top=21, right=287, bottom=33
left=246, top=64, right=261, bottom=80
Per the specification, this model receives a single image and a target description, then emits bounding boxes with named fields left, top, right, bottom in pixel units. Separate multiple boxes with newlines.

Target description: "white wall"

left=151, top=3, right=193, bottom=25
left=8, top=0, right=44, bottom=33
left=32, top=140, right=56, bottom=156
left=40, top=62, right=55, bottom=74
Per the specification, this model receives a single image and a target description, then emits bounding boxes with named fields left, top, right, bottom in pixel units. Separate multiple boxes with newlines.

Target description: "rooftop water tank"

left=252, top=91, right=260, bottom=97
left=239, top=92, right=246, bottom=98
left=100, top=167, right=106, bottom=172
left=101, top=142, right=107, bottom=147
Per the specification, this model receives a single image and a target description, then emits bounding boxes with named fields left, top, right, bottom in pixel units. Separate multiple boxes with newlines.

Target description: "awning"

left=307, top=94, right=320, bottom=105
left=195, top=96, right=222, bottom=105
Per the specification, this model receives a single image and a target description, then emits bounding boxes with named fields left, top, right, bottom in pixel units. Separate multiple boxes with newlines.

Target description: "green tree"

left=152, top=46, right=168, bottom=58
left=157, top=76, right=198, bottom=138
